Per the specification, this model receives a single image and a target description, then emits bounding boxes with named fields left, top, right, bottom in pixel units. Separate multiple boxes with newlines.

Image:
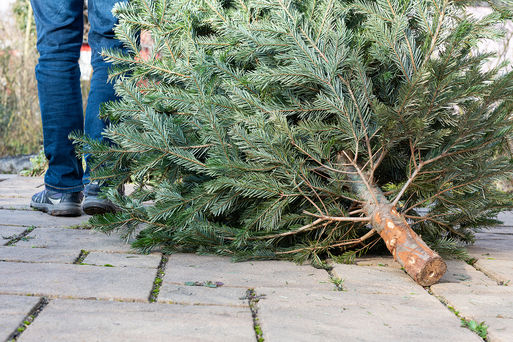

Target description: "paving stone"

left=257, top=286, right=480, bottom=342
left=0, top=176, right=43, bottom=190
left=158, top=283, right=248, bottom=306
left=431, top=260, right=513, bottom=342
left=19, top=299, right=254, bottom=342
left=474, top=259, right=513, bottom=285
left=0, top=246, right=78, bottom=263
left=354, top=256, right=401, bottom=269
left=84, top=251, right=161, bottom=268
left=0, top=174, right=18, bottom=181
left=0, top=226, right=26, bottom=245
left=0, top=190, right=38, bottom=199
left=467, top=227, right=513, bottom=260
left=0, top=209, right=88, bottom=228
left=0, top=262, right=155, bottom=301
left=0, top=198, right=31, bottom=210
left=497, top=212, right=513, bottom=226
left=14, top=227, right=132, bottom=252
left=437, top=260, right=496, bottom=286
left=164, top=253, right=331, bottom=290
left=431, top=285, right=513, bottom=342
left=332, top=263, right=425, bottom=294
left=0, top=295, right=40, bottom=341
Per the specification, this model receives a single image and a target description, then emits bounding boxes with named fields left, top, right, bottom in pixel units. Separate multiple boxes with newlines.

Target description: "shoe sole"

left=30, top=201, right=82, bottom=217
left=82, top=199, right=117, bottom=216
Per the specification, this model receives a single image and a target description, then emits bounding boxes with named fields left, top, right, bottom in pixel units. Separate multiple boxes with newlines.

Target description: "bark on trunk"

left=346, top=163, right=447, bottom=286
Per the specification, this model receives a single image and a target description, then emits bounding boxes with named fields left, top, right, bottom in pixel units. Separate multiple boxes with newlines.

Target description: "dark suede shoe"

left=30, top=189, right=83, bottom=216
left=82, top=182, right=118, bottom=215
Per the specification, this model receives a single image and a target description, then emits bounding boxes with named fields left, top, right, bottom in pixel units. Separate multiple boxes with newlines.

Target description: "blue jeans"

left=31, top=0, right=126, bottom=193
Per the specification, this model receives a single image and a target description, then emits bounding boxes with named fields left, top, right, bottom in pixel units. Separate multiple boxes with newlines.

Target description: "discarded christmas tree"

left=75, top=0, right=513, bottom=286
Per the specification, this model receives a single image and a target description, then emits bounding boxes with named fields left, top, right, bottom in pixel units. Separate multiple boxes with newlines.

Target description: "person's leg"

left=30, top=0, right=84, bottom=216
left=82, top=0, right=127, bottom=215
left=83, top=0, right=127, bottom=184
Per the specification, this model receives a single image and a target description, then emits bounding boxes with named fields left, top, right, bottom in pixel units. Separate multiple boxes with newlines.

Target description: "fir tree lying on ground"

left=74, top=0, right=513, bottom=285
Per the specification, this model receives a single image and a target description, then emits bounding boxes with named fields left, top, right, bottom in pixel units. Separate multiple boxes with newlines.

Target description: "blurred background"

left=0, top=0, right=91, bottom=173
left=0, top=0, right=511, bottom=173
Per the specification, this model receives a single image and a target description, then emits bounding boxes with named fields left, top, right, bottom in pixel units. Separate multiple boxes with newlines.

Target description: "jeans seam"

left=45, top=182, right=83, bottom=192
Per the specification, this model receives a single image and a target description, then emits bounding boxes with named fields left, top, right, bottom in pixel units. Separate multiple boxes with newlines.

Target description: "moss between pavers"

left=149, top=255, right=169, bottom=303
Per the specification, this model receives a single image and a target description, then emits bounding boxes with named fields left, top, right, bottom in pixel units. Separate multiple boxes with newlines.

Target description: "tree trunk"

left=344, top=161, right=447, bottom=286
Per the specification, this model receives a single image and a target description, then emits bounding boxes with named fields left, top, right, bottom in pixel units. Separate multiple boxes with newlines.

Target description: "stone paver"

left=354, top=256, right=401, bottom=269
left=158, top=283, right=248, bottom=306
left=0, top=246, right=79, bottom=263
left=474, top=259, right=513, bottom=285
left=0, top=198, right=31, bottom=210
left=257, top=287, right=480, bottom=342
left=0, top=226, right=26, bottom=245
left=83, top=251, right=161, bottom=268
left=14, top=227, right=132, bottom=252
left=0, top=174, right=18, bottom=181
left=0, top=209, right=88, bottom=228
left=19, top=299, right=254, bottom=342
left=467, top=227, right=513, bottom=260
left=332, top=263, right=424, bottom=294
left=158, top=254, right=332, bottom=306
left=0, top=262, right=155, bottom=301
left=0, top=175, right=43, bottom=186
left=431, top=260, right=513, bottom=342
left=0, top=295, right=40, bottom=341
left=496, top=212, right=513, bottom=226
left=438, top=260, right=496, bottom=286
left=164, top=253, right=331, bottom=289
left=432, top=284, right=513, bottom=342
left=0, top=177, right=44, bottom=210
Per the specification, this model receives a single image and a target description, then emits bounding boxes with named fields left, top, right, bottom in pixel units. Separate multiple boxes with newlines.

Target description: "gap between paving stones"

left=472, top=260, right=511, bottom=286
left=3, top=226, right=36, bottom=246
left=5, top=296, right=49, bottom=342
left=245, top=289, right=265, bottom=342
left=424, top=259, right=508, bottom=341
left=73, top=250, right=90, bottom=264
left=149, top=254, right=169, bottom=302
left=149, top=255, right=250, bottom=308
left=441, top=258, right=512, bottom=341
left=426, top=288, right=488, bottom=341
left=0, top=292, right=252, bottom=311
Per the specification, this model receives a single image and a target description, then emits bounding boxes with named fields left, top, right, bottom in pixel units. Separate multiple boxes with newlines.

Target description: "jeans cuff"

left=45, top=182, right=84, bottom=193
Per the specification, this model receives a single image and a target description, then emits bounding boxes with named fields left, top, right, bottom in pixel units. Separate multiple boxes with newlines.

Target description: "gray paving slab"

left=431, top=260, right=513, bottom=342
left=332, top=263, right=425, bottom=294
left=431, top=284, right=513, bottom=342
left=354, top=256, right=401, bottom=269
left=165, top=253, right=332, bottom=290
left=0, top=198, right=31, bottom=210
left=158, top=283, right=248, bottom=306
left=0, top=246, right=79, bottom=263
left=0, top=295, right=40, bottom=341
left=0, top=174, right=18, bottom=181
left=474, top=259, right=513, bottom=285
left=19, top=299, right=254, bottom=342
left=0, top=262, right=155, bottom=301
left=14, top=227, right=132, bottom=252
left=0, top=209, right=88, bottom=228
left=0, top=176, right=43, bottom=190
left=257, top=286, right=480, bottom=342
left=0, top=190, right=39, bottom=199
left=83, top=251, right=161, bottom=268
left=497, top=212, right=513, bottom=226
left=437, top=260, right=496, bottom=286
left=468, top=228, right=513, bottom=260
left=1, top=226, right=26, bottom=245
